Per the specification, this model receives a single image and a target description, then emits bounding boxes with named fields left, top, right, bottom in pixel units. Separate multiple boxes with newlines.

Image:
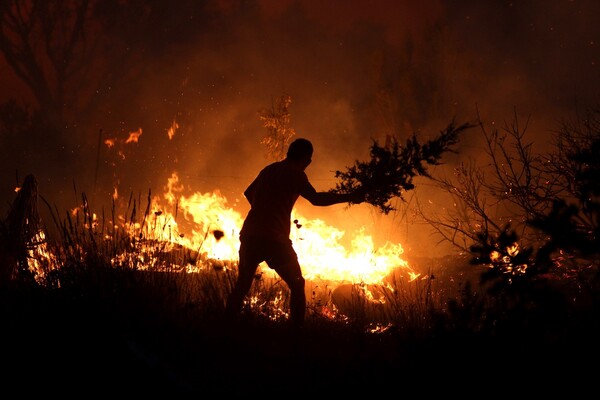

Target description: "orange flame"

left=488, top=242, right=528, bottom=275
left=153, top=172, right=414, bottom=285
left=23, top=172, right=416, bottom=309
left=167, top=120, right=179, bottom=140
left=126, top=128, right=142, bottom=143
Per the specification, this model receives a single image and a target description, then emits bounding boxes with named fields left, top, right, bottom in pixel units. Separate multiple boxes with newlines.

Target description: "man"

left=225, top=138, right=365, bottom=328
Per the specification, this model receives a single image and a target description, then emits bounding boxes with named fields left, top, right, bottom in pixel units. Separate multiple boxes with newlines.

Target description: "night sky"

left=1, top=0, right=599, bottom=257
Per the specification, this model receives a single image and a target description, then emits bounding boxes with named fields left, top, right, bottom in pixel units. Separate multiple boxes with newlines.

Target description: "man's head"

left=286, top=138, right=313, bottom=168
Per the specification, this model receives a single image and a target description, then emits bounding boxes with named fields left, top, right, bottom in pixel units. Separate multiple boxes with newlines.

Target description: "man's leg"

left=287, top=272, right=306, bottom=328
left=225, top=240, right=260, bottom=319
left=269, top=243, right=306, bottom=328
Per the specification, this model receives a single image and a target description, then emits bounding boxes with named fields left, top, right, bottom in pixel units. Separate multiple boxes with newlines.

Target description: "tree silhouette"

left=1, top=1, right=106, bottom=125
left=258, top=94, right=296, bottom=161
left=421, top=107, right=600, bottom=304
left=0, top=0, right=217, bottom=128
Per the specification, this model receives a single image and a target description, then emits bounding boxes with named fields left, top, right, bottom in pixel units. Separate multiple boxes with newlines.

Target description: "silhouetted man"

left=225, top=138, right=365, bottom=328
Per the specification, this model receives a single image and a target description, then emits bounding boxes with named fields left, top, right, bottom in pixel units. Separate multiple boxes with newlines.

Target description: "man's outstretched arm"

left=303, top=188, right=365, bottom=206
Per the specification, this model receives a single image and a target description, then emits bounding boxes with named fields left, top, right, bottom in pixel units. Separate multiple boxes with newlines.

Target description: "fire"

left=27, top=230, right=59, bottom=285
left=125, top=128, right=142, bottom=143
left=21, top=171, right=415, bottom=292
left=151, top=172, right=414, bottom=285
left=488, top=242, right=528, bottom=275
left=167, top=120, right=179, bottom=139
left=291, top=219, right=409, bottom=284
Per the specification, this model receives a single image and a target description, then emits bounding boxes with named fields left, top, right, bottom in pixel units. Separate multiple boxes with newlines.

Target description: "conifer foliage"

left=332, top=120, right=475, bottom=214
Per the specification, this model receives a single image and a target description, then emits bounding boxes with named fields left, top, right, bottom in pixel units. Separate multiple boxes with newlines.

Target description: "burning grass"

left=1, top=179, right=598, bottom=395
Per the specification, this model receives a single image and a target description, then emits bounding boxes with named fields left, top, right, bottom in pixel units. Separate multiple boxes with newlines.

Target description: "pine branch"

left=332, top=119, right=475, bottom=214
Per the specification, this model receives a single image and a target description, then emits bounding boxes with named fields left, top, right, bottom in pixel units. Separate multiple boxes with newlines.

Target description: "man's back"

left=240, top=159, right=313, bottom=243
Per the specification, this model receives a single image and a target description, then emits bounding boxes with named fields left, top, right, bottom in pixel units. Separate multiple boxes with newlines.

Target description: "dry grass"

left=1, top=188, right=598, bottom=395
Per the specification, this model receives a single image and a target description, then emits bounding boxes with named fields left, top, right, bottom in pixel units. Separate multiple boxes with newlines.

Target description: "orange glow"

left=488, top=243, right=528, bottom=275
left=27, top=230, right=59, bottom=285
left=149, top=172, right=414, bottom=285
left=125, top=128, right=142, bottom=143
left=490, top=250, right=501, bottom=262
left=507, top=243, right=519, bottom=257
left=23, top=172, right=415, bottom=297
left=167, top=120, right=179, bottom=139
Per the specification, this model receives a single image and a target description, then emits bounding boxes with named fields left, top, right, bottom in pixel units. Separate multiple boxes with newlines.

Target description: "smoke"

left=1, top=0, right=599, bottom=257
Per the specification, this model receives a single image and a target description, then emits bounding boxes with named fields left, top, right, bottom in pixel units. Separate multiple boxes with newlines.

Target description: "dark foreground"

left=2, top=274, right=598, bottom=397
